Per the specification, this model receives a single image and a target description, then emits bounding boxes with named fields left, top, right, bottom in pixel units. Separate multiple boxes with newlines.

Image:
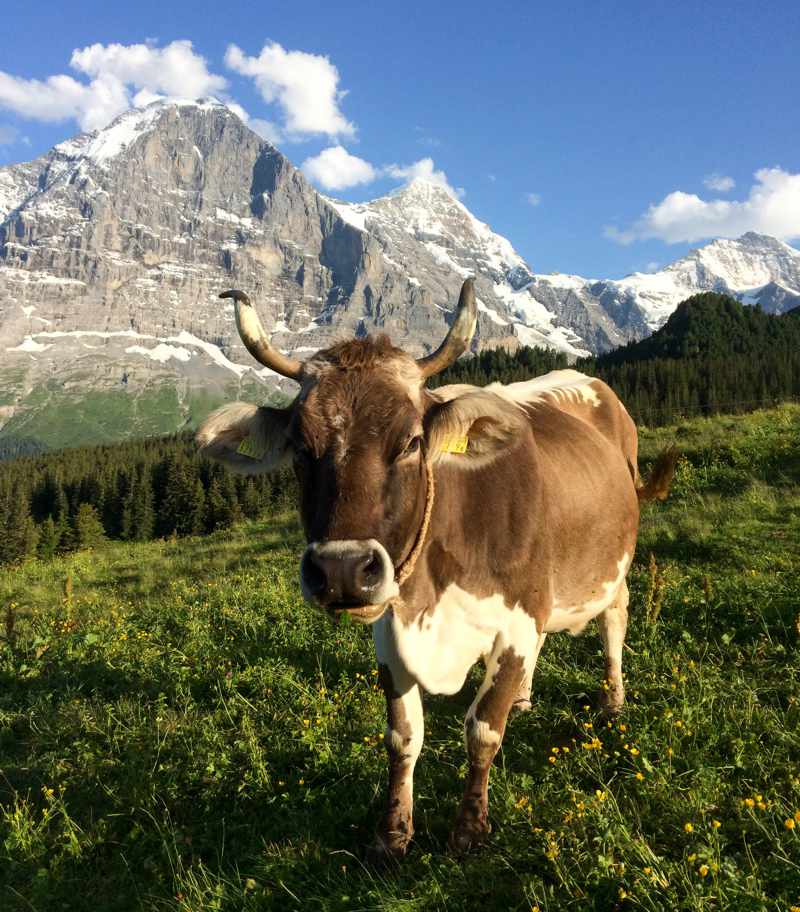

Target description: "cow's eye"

left=398, top=436, right=422, bottom=460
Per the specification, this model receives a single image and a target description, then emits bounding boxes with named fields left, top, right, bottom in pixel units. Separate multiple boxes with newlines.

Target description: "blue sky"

left=1, top=0, right=798, bottom=278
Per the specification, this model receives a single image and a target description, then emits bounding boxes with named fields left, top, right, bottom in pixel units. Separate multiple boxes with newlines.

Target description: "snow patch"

left=126, top=343, right=192, bottom=364
left=7, top=336, right=52, bottom=353
left=325, top=198, right=371, bottom=232
left=477, top=299, right=509, bottom=326
left=168, top=330, right=249, bottom=377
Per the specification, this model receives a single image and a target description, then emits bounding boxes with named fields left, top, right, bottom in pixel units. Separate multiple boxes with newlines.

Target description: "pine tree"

left=205, top=477, right=231, bottom=532
left=37, top=516, right=62, bottom=560
left=0, top=488, right=39, bottom=564
left=69, top=504, right=107, bottom=551
left=189, top=479, right=206, bottom=535
left=131, top=467, right=156, bottom=541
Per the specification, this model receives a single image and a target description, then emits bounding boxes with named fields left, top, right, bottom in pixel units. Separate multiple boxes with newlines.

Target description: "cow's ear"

left=423, top=391, right=527, bottom=465
left=196, top=402, right=292, bottom=475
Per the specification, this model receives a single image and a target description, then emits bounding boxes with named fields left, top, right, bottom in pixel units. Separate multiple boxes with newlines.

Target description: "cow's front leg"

left=373, top=661, right=424, bottom=859
left=450, top=642, right=529, bottom=853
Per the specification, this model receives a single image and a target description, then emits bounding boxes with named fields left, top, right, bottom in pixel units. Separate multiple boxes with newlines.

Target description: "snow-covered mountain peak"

left=391, top=176, right=459, bottom=201
left=663, top=232, right=800, bottom=295
left=53, top=97, right=235, bottom=170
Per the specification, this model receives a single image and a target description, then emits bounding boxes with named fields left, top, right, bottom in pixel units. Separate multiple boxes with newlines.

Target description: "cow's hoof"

left=449, top=818, right=491, bottom=855
left=510, top=698, right=532, bottom=716
left=366, top=830, right=412, bottom=866
left=598, top=687, right=625, bottom=718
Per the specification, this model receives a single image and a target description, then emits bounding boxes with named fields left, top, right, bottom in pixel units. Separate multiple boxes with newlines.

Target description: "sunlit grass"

left=1, top=405, right=799, bottom=910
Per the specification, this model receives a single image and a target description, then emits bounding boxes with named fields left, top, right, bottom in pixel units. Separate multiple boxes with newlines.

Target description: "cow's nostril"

left=362, top=553, right=383, bottom=587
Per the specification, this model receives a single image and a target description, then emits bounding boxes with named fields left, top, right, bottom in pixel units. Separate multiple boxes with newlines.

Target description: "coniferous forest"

left=1, top=292, right=798, bottom=566
left=0, top=437, right=297, bottom=567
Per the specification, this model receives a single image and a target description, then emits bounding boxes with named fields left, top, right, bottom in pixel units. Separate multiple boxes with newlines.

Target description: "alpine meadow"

left=1, top=403, right=799, bottom=910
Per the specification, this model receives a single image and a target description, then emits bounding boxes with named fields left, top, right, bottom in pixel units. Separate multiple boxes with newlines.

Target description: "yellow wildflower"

left=698, top=864, right=709, bottom=877
left=684, top=822, right=694, bottom=833
left=785, top=818, right=796, bottom=830
left=711, top=819, right=721, bottom=829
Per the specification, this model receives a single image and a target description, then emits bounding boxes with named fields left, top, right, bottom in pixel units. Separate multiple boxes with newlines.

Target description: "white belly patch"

left=544, top=553, right=631, bottom=635
left=377, top=585, right=538, bottom=696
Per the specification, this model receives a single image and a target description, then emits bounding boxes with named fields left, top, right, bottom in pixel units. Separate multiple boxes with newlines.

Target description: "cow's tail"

left=636, top=446, right=679, bottom=503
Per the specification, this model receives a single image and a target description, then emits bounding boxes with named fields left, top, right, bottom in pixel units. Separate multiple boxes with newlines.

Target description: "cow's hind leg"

left=510, top=632, right=547, bottom=714
left=450, top=640, right=534, bottom=853
left=597, top=580, right=629, bottom=716
left=372, top=661, right=424, bottom=860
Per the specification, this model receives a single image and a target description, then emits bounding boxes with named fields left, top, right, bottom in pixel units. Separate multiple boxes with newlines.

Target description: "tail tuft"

left=637, top=446, right=678, bottom=503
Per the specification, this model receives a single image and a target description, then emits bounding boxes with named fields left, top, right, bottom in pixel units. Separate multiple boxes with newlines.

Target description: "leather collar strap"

left=395, top=457, right=435, bottom=587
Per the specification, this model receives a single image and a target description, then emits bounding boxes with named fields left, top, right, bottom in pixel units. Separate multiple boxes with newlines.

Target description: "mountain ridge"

left=1, top=97, right=799, bottom=450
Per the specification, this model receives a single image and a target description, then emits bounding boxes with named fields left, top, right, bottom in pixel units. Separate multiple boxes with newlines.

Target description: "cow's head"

left=197, top=279, right=525, bottom=623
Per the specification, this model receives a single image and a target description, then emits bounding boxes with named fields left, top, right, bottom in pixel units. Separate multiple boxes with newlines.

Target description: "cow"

left=196, top=279, right=676, bottom=858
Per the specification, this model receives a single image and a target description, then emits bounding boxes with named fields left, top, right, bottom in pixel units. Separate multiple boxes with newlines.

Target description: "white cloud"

left=0, top=71, right=125, bottom=130
left=606, top=168, right=800, bottom=244
left=703, top=173, right=735, bottom=192
left=301, top=145, right=377, bottom=190
left=0, top=41, right=230, bottom=132
left=70, top=40, right=227, bottom=98
left=644, top=261, right=661, bottom=273
left=225, top=42, right=354, bottom=139
left=526, top=192, right=541, bottom=207
left=385, top=157, right=463, bottom=198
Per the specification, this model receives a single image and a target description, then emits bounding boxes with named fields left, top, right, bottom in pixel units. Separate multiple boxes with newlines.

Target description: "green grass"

left=1, top=406, right=799, bottom=911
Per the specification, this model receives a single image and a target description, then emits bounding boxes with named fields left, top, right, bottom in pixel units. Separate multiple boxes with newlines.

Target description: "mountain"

left=597, top=291, right=800, bottom=364
left=323, top=180, right=588, bottom=355
left=524, top=233, right=800, bottom=349
left=587, top=292, right=800, bottom=424
left=1, top=97, right=799, bottom=451
left=0, top=98, right=589, bottom=450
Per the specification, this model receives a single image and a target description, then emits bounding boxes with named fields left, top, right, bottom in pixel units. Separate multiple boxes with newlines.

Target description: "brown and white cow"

left=197, top=279, right=675, bottom=857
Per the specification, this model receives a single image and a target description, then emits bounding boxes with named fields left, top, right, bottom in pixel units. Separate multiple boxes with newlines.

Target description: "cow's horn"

left=221, top=290, right=304, bottom=381
left=416, top=278, right=478, bottom=379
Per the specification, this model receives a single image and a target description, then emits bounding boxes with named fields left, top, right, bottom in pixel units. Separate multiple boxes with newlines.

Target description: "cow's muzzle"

left=300, top=539, right=398, bottom=623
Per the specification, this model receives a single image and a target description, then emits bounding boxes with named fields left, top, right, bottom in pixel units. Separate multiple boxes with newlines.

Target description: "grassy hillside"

left=1, top=405, right=799, bottom=911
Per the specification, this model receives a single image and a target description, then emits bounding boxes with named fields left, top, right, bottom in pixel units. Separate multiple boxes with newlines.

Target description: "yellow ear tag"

left=440, top=435, right=469, bottom=455
left=236, top=435, right=266, bottom=460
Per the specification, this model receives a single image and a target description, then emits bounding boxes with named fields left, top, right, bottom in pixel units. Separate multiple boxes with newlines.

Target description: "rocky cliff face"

left=1, top=98, right=799, bottom=451
left=0, top=98, right=586, bottom=449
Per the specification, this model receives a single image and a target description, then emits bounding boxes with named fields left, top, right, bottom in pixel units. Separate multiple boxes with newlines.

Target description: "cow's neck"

left=397, top=438, right=546, bottom=621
